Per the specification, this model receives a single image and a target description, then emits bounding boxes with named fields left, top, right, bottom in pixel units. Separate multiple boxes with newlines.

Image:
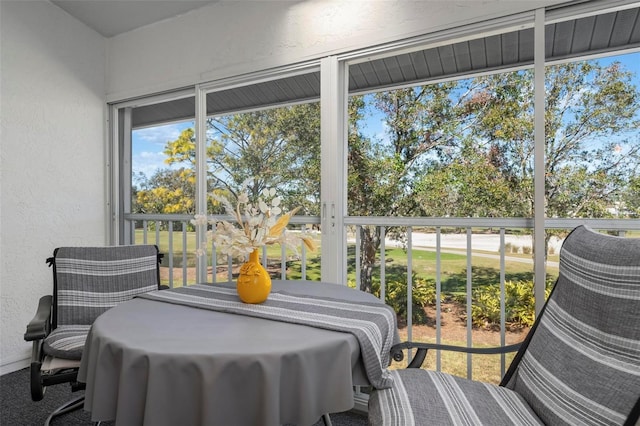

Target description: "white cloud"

left=132, top=150, right=168, bottom=180
left=132, top=122, right=193, bottom=181
left=134, top=123, right=188, bottom=147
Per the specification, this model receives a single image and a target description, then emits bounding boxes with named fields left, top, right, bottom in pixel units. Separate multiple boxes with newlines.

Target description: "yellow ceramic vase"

left=236, top=249, right=272, bottom=304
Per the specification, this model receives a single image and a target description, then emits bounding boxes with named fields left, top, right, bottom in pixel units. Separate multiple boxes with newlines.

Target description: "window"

left=202, top=73, right=321, bottom=282
left=110, top=6, right=640, bottom=376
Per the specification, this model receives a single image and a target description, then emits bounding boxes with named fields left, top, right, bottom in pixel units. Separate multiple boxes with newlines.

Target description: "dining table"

left=77, top=280, right=400, bottom=426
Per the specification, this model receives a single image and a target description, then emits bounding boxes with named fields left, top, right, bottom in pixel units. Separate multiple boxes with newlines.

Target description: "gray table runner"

left=136, top=283, right=397, bottom=389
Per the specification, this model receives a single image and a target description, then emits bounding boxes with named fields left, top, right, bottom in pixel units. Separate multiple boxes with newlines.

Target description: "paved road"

left=385, top=233, right=561, bottom=267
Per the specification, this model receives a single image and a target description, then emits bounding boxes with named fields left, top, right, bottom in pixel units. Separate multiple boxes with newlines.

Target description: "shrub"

left=466, top=280, right=552, bottom=328
left=368, top=275, right=439, bottom=325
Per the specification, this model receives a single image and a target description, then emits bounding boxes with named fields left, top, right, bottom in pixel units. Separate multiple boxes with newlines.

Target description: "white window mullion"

left=109, top=105, right=129, bottom=245
left=320, top=56, right=348, bottom=284
left=195, top=85, right=208, bottom=283
left=534, top=8, right=546, bottom=316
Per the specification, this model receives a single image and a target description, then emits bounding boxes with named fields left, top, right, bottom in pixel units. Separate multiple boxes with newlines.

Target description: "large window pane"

left=544, top=52, right=640, bottom=222
left=132, top=120, right=196, bottom=216
left=115, top=94, right=198, bottom=287
left=345, top=42, right=640, bottom=381
left=204, top=85, right=321, bottom=282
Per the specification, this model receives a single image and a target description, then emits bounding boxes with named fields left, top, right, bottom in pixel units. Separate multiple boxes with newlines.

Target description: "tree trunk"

left=359, top=226, right=381, bottom=294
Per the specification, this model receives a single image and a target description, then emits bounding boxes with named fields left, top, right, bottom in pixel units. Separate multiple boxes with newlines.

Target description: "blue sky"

left=132, top=51, right=640, bottom=182
left=132, top=121, right=194, bottom=180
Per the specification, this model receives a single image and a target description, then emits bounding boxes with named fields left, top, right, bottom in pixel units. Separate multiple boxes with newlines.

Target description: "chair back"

left=504, top=226, right=640, bottom=425
left=51, top=245, right=161, bottom=328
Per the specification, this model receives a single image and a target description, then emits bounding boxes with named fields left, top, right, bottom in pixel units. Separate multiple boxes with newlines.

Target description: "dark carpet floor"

left=1, top=367, right=368, bottom=426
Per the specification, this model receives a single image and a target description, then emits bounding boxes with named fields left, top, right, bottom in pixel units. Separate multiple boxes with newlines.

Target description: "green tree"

left=134, top=168, right=196, bottom=231
left=622, top=175, right=640, bottom=217
left=415, top=138, right=519, bottom=218
left=206, top=104, right=320, bottom=213
left=158, top=127, right=221, bottom=212
left=134, top=128, right=197, bottom=217
left=349, top=59, right=640, bottom=294
left=349, top=84, right=462, bottom=293
left=467, top=61, right=640, bottom=249
left=207, top=103, right=320, bottom=215
left=140, top=105, right=321, bottom=218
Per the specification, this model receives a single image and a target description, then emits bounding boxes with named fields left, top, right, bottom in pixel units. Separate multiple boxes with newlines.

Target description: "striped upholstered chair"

left=24, top=245, right=163, bottom=425
left=369, top=225, right=640, bottom=426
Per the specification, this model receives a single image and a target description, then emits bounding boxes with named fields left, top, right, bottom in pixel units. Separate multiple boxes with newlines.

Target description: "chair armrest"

left=24, top=295, right=52, bottom=341
left=391, top=341, right=522, bottom=368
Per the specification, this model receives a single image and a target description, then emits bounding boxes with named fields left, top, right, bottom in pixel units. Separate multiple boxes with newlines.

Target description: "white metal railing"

left=345, top=216, right=640, bottom=381
left=125, top=213, right=639, bottom=381
left=348, top=219, right=533, bottom=380
left=123, top=213, right=321, bottom=287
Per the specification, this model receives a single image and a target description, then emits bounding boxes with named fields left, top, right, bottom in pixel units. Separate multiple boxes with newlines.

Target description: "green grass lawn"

left=135, top=229, right=199, bottom=267
left=354, top=246, right=559, bottom=298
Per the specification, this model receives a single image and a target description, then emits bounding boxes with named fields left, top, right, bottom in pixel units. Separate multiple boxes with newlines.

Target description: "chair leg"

left=322, top=413, right=332, bottom=426
left=44, top=394, right=84, bottom=426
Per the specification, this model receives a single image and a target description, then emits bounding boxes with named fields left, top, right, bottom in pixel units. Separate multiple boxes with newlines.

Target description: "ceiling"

left=51, top=0, right=219, bottom=37
left=131, top=4, right=640, bottom=129
left=349, top=6, right=640, bottom=93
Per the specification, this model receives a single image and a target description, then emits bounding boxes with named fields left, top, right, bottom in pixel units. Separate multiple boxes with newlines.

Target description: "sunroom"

left=117, top=0, right=640, bottom=379
left=2, top=0, right=639, bottom=424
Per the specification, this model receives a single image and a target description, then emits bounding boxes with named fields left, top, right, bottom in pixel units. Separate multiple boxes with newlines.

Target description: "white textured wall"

left=0, top=1, right=106, bottom=373
left=106, top=0, right=568, bottom=101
